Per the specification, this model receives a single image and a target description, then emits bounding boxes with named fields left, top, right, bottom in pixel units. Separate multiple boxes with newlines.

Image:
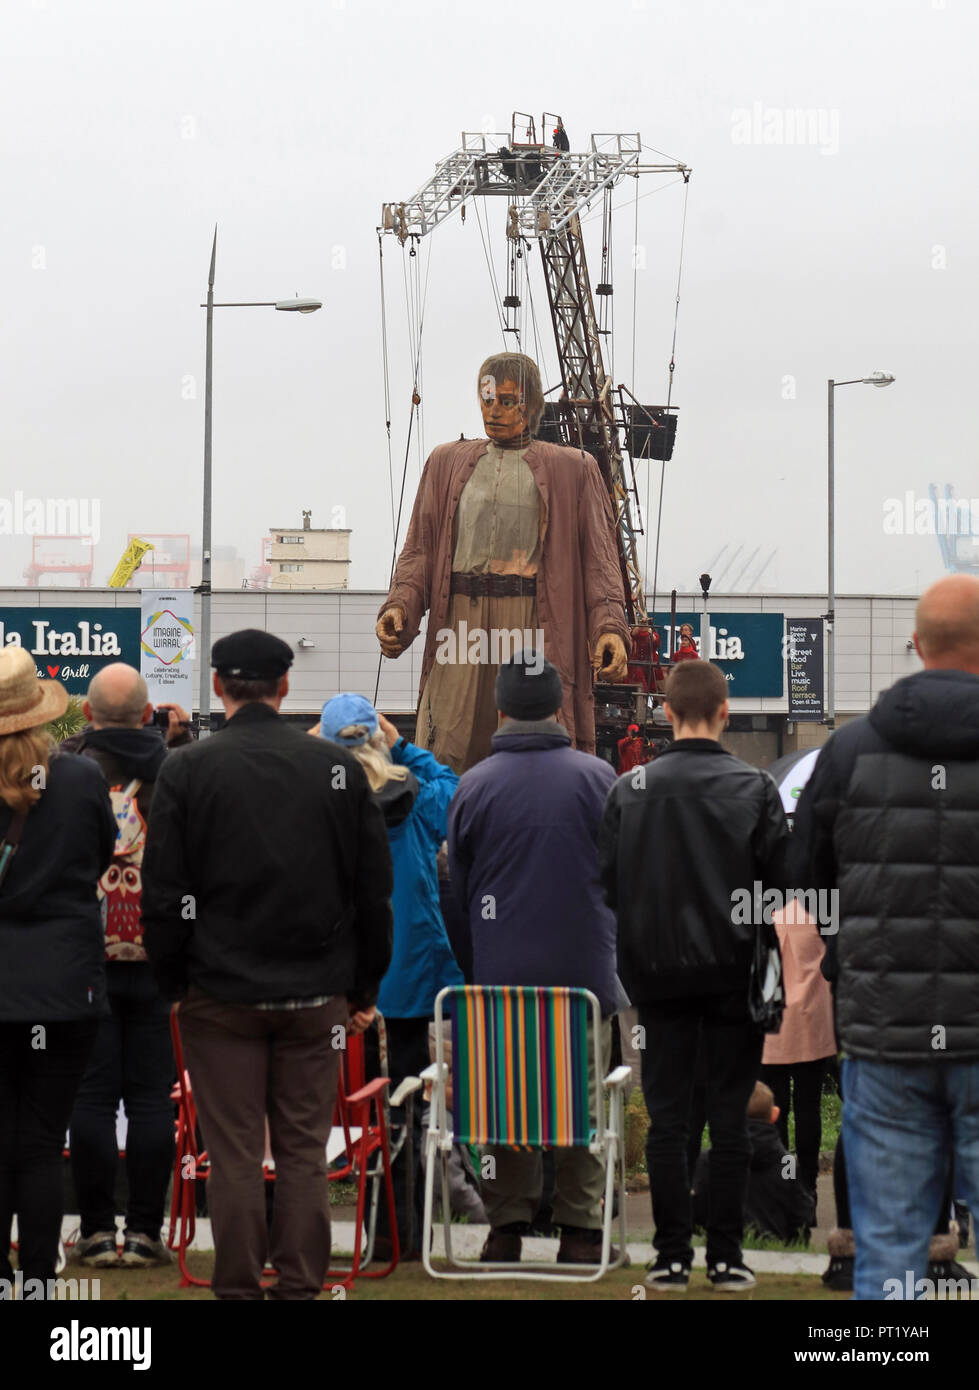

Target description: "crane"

left=380, top=113, right=689, bottom=627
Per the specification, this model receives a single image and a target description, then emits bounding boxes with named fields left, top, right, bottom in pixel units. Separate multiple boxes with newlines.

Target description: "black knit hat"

left=495, top=654, right=563, bottom=720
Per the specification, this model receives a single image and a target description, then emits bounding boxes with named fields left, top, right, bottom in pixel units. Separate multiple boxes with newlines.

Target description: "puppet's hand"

left=376, top=606, right=407, bottom=658
left=592, top=632, right=628, bottom=682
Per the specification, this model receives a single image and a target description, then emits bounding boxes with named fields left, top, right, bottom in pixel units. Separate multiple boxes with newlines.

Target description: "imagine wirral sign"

left=0, top=608, right=140, bottom=695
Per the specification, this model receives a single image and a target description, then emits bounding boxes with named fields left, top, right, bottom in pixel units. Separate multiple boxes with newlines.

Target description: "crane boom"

left=382, top=130, right=685, bottom=243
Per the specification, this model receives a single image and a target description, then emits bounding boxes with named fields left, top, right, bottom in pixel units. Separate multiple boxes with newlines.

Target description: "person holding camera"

left=63, top=663, right=190, bottom=1268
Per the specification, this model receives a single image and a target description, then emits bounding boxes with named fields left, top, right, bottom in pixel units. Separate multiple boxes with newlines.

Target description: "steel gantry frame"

left=380, top=120, right=689, bottom=623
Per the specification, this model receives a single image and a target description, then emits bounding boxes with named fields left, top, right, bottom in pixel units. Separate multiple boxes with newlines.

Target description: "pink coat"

left=762, top=900, right=836, bottom=1065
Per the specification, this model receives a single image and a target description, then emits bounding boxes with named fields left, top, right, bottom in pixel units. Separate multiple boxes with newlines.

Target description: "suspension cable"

left=378, top=234, right=396, bottom=542
left=375, top=234, right=433, bottom=704
left=648, top=172, right=691, bottom=620
left=473, top=199, right=507, bottom=337
left=630, top=174, right=639, bottom=392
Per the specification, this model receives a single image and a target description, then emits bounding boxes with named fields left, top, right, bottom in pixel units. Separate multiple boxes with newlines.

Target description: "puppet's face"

left=479, top=376, right=529, bottom=443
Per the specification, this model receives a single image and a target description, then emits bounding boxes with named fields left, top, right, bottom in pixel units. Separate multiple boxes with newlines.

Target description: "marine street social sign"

left=0, top=608, right=140, bottom=694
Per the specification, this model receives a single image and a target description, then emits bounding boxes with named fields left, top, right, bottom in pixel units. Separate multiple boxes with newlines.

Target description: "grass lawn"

left=78, top=1254, right=847, bottom=1301
left=789, top=1087, right=842, bottom=1155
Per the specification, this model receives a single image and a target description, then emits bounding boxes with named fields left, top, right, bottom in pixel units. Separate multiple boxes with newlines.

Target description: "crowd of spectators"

left=3, top=572, right=979, bottom=1301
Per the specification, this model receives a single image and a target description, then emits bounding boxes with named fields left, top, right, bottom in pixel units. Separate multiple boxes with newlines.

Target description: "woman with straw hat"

left=0, top=648, right=115, bottom=1294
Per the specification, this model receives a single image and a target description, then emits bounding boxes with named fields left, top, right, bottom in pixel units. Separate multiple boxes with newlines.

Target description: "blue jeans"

left=842, top=1057, right=979, bottom=1300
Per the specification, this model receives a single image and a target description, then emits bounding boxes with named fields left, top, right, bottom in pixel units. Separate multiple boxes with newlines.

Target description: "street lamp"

left=698, top=572, right=712, bottom=661
left=826, top=371, right=895, bottom=731
left=198, top=227, right=321, bottom=736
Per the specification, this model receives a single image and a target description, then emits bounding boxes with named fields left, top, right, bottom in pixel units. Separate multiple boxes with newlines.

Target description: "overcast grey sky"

left=2, top=0, right=976, bottom=597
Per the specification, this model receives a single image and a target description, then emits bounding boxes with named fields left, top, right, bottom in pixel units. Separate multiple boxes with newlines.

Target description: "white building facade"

left=0, top=588, right=925, bottom=766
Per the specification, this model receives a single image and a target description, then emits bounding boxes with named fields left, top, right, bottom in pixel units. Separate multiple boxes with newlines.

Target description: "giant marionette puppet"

left=375, top=352, right=630, bottom=773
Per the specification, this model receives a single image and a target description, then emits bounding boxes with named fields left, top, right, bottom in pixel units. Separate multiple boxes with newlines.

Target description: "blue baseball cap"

left=319, top=693, right=379, bottom=746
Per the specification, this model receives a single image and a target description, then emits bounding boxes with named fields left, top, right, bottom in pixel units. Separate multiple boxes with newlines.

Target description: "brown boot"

left=557, top=1225, right=624, bottom=1265
left=480, top=1226, right=522, bottom=1263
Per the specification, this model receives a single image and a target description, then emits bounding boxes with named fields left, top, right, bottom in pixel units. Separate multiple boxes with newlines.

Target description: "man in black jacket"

left=600, top=659, right=790, bottom=1291
left=792, top=574, right=979, bottom=1301
left=142, top=630, right=393, bottom=1300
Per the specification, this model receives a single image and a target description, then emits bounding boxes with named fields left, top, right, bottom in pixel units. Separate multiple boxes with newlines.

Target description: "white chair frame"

left=421, top=985, right=631, bottom=1282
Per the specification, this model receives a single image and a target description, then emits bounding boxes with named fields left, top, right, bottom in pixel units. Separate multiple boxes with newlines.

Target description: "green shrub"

left=46, top=695, right=87, bottom=743
left=624, top=1087, right=649, bottom=1171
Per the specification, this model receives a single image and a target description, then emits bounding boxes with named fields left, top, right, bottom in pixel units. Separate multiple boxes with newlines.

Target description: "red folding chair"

left=167, top=1007, right=405, bottom=1291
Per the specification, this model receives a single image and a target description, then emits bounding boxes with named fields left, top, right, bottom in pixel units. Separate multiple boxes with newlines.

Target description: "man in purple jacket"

left=447, top=655, right=622, bottom=1265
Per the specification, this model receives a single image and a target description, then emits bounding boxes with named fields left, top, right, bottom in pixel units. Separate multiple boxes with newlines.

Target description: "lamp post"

left=198, top=227, right=321, bottom=736
left=826, top=371, right=895, bottom=731
left=698, top=571, right=712, bottom=661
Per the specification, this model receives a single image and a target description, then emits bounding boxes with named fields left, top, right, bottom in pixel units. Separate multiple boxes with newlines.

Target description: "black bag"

left=749, top=914, right=784, bottom=1034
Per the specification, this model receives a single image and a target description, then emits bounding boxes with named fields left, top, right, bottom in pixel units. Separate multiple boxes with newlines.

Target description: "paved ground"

left=60, top=1213, right=979, bottom=1281
left=59, top=1195, right=977, bottom=1280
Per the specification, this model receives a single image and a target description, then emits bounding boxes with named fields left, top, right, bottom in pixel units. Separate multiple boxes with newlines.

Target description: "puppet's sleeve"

left=578, top=455, right=632, bottom=652
left=378, top=450, right=439, bottom=645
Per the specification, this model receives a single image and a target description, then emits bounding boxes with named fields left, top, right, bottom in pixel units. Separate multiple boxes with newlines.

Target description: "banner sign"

left=652, top=611, right=785, bottom=698
left=0, top=608, right=140, bottom=695
left=786, top=617, right=825, bottom=722
left=140, top=590, right=195, bottom=707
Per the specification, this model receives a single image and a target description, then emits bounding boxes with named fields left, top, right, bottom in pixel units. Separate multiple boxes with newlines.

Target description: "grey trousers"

left=178, top=989, right=346, bottom=1300
left=481, top=1018, right=612, bottom=1231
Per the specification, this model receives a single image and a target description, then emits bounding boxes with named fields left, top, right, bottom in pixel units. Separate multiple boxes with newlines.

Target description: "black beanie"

left=495, top=655, right=563, bottom=720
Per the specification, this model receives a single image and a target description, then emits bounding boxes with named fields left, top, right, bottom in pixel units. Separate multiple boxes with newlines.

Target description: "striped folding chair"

left=421, top=985, right=631, bottom=1282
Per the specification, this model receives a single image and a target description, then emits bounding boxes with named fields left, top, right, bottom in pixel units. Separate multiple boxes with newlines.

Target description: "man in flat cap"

left=142, top=629, right=394, bottom=1300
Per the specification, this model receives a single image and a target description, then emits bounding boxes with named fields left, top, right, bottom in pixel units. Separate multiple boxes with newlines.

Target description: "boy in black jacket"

left=600, top=659, right=791, bottom=1290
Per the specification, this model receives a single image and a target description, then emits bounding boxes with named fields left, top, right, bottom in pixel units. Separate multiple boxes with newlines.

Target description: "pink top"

left=762, top=899, right=836, bottom=1065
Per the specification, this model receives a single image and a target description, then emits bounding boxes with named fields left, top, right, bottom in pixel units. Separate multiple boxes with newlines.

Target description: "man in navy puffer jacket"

left=448, top=655, right=621, bottom=1266
left=793, top=574, right=979, bottom=1300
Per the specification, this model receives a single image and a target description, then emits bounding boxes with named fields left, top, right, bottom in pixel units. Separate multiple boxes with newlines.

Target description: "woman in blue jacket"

left=318, top=693, right=462, bottom=1257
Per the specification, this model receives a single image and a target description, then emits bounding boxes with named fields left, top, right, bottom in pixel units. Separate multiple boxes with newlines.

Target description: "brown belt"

left=449, top=572, right=538, bottom=598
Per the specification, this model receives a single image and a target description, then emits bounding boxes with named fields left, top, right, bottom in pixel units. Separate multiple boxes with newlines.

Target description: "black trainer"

left=75, top=1231, right=119, bottom=1268
left=645, top=1258, right=690, bottom=1290
left=708, top=1260, right=756, bottom=1290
